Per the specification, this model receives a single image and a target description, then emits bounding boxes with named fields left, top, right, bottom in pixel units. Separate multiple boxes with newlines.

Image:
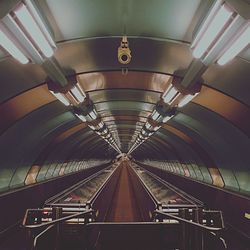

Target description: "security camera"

left=118, top=36, right=131, bottom=64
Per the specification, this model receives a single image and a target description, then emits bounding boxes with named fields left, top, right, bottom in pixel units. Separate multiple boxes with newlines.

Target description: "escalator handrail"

left=88, top=164, right=119, bottom=205
left=33, top=224, right=54, bottom=249
left=129, top=163, right=159, bottom=208
left=44, top=165, right=112, bottom=205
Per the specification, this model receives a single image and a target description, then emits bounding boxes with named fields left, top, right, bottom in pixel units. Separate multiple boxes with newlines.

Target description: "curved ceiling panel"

left=193, top=85, right=250, bottom=135
left=0, top=85, right=55, bottom=134
left=42, top=0, right=201, bottom=41
left=0, top=60, right=46, bottom=103
left=89, top=89, right=160, bottom=104
left=78, top=71, right=171, bottom=92
left=55, top=38, right=192, bottom=74
left=203, top=60, right=250, bottom=106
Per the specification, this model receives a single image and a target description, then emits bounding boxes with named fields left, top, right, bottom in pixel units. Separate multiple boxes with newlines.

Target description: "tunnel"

left=0, top=0, right=249, bottom=249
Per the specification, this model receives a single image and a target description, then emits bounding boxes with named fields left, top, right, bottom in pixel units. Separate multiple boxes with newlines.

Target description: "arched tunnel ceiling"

left=0, top=0, right=249, bottom=195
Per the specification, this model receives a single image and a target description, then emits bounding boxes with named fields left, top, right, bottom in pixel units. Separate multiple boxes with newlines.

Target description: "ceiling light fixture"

left=14, top=4, right=54, bottom=58
left=191, top=1, right=233, bottom=59
left=0, top=0, right=56, bottom=64
left=0, top=28, right=29, bottom=64
left=75, top=114, right=87, bottom=122
left=25, top=0, right=56, bottom=48
left=162, top=84, right=179, bottom=104
left=178, top=93, right=199, bottom=108
left=48, top=79, right=86, bottom=106
left=162, top=115, right=174, bottom=123
left=70, top=83, right=86, bottom=103
left=217, top=24, right=250, bottom=65
left=50, top=91, right=70, bottom=106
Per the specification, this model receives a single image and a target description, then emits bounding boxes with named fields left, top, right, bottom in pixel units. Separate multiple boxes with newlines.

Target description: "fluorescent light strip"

left=71, top=86, right=86, bottom=103
left=218, top=25, right=250, bottom=65
left=89, top=110, right=98, bottom=120
left=145, top=122, right=151, bottom=130
left=97, top=122, right=104, bottom=129
left=151, top=110, right=161, bottom=121
left=0, top=29, right=29, bottom=64
left=162, top=86, right=178, bottom=103
left=193, top=4, right=233, bottom=58
left=25, top=0, right=56, bottom=47
left=76, top=114, right=87, bottom=122
left=50, top=91, right=70, bottom=106
left=162, top=115, right=173, bottom=123
left=88, top=125, right=96, bottom=130
left=15, top=4, right=54, bottom=57
left=178, top=93, right=198, bottom=108
left=191, top=0, right=222, bottom=49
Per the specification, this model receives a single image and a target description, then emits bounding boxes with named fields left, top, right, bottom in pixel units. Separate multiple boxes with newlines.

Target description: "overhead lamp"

left=144, top=120, right=160, bottom=132
left=88, top=110, right=98, bottom=120
left=59, top=83, right=86, bottom=105
left=104, top=133, right=112, bottom=140
left=50, top=91, right=70, bottom=106
left=151, top=110, right=162, bottom=122
left=145, top=122, right=152, bottom=130
left=101, top=128, right=109, bottom=136
left=191, top=1, right=233, bottom=59
left=49, top=84, right=86, bottom=106
left=25, top=0, right=56, bottom=47
left=96, top=121, right=105, bottom=130
left=14, top=4, right=53, bottom=57
left=178, top=93, right=199, bottom=108
left=162, top=84, right=179, bottom=104
left=217, top=24, right=250, bottom=65
left=75, top=114, right=87, bottom=122
left=88, top=124, right=96, bottom=130
left=73, top=98, right=99, bottom=122
left=0, top=28, right=29, bottom=64
left=0, top=0, right=56, bottom=64
left=70, top=83, right=86, bottom=103
left=139, top=134, right=144, bottom=140
left=162, top=115, right=174, bottom=123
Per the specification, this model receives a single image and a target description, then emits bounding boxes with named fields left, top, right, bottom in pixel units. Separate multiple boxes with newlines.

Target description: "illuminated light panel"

left=191, top=0, right=222, bottom=49
left=178, top=93, right=198, bottom=108
left=71, top=85, right=86, bottom=103
left=97, top=122, right=105, bottom=129
left=89, top=110, right=98, bottom=120
left=151, top=110, right=161, bottom=121
left=25, top=0, right=56, bottom=48
left=76, top=114, right=86, bottom=122
left=192, top=4, right=233, bottom=58
left=162, top=115, right=174, bottom=123
left=15, top=4, right=54, bottom=57
left=0, top=29, right=29, bottom=64
left=218, top=25, right=250, bottom=65
left=88, top=125, right=96, bottom=130
left=50, top=91, right=70, bottom=106
left=162, top=86, right=178, bottom=103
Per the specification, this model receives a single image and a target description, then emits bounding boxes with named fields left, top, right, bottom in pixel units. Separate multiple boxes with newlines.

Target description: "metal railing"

left=154, top=209, right=227, bottom=250
left=23, top=209, right=94, bottom=249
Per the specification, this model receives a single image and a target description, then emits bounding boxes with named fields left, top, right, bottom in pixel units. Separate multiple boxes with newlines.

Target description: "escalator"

left=22, top=160, right=226, bottom=250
